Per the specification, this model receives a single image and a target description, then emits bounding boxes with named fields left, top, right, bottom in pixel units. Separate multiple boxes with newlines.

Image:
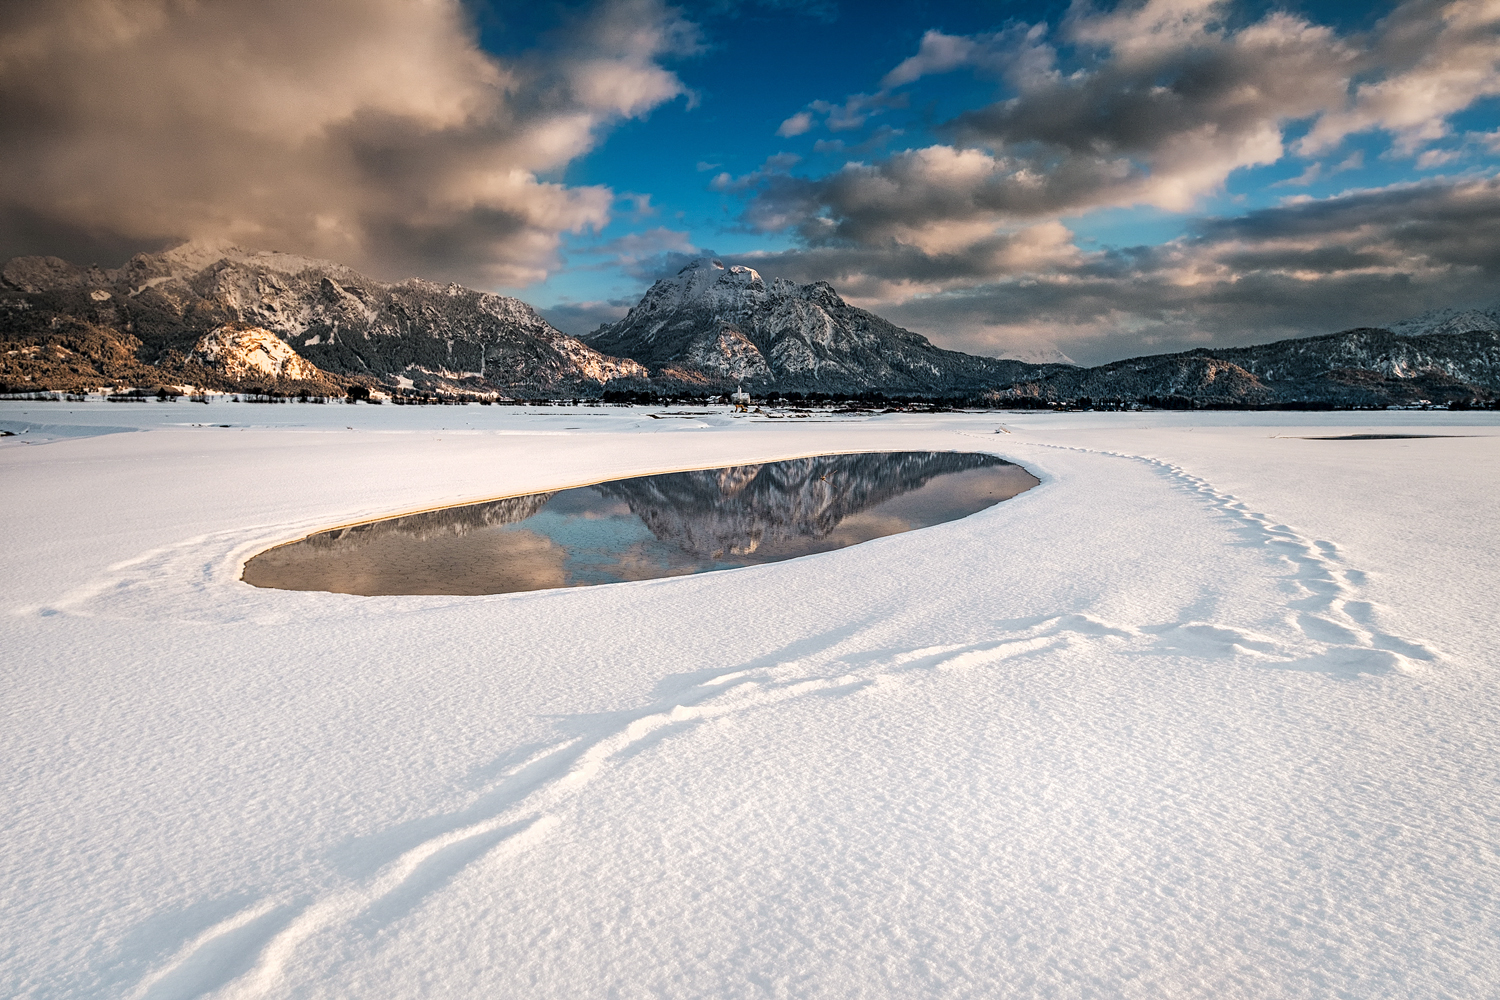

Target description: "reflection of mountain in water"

left=595, top=451, right=1012, bottom=559
left=243, top=451, right=1035, bottom=595
left=301, top=492, right=555, bottom=548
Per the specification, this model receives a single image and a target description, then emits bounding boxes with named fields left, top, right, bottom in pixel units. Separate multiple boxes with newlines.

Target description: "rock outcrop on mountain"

left=189, top=324, right=325, bottom=382
left=0, top=242, right=645, bottom=395
left=1006, top=327, right=1500, bottom=406
left=583, top=258, right=1055, bottom=393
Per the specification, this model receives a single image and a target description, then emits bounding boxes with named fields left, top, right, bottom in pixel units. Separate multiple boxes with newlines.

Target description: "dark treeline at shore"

left=7, top=385, right=1497, bottom=412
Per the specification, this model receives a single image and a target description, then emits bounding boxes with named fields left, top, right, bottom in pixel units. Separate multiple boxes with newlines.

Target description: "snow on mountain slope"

left=993, top=342, right=1078, bottom=365
left=584, top=257, right=1054, bottom=392
left=1389, top=304, right=1500, bottom=338
left=0, top=241, right=648, bottom=395
left=189, top=324, right=325, bottom=382
left=1014, top=327, right=1500, bottom=405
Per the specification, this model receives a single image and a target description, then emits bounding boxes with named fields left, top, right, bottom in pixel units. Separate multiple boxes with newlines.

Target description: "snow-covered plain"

left=3, top=401, right=1498, bottom=999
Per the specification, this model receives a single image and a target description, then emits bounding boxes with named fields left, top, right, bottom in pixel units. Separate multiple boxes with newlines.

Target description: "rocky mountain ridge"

left=583, top=257, right=1500, bottom=404
left=1, top=242, right=645, bottom=394
left=1005, top=327, right=1500, bottom=406
left=583, top=258, right=1054, bottom=394
left=1388, top=304, right=1500, bottom=338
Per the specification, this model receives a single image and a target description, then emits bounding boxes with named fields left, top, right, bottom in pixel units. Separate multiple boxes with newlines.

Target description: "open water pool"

left=242, top=451, right=1039, bottom=595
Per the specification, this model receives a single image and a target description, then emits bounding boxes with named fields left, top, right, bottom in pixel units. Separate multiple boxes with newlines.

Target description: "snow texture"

left=2, top=401, right=1499, bottom=999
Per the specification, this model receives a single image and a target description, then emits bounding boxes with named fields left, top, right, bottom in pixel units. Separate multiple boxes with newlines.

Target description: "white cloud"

left=1298, top=0, right=1500, bottom=156
left=1277, top=163, right=1325, bottom=188
left=735, top=0, right=1500, bottom=345
left=880, top=24, right=1057, bottom=91
left=709, top=153, right=802, bottom=193
left=598, top=226, right=698, bottom=263
left=1416, top=148, right=1463, bottom=168
left=744, top=0, right=1379, bottom=256
left=881, top=30, right=982, bottom=88
left=773, top=92, right=908, bottom=140
left=777, top=112, right=813, bottom=137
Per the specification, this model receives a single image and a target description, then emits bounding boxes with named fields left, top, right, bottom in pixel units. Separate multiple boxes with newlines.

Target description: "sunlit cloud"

left=0, top=0, right=700, bottom=287
left=1298, top=0, right=1500, bottom=155
left=597, top=226, right=699, bottom=264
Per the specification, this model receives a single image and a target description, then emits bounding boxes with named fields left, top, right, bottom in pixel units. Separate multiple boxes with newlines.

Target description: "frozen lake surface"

left=242, top=451, right=1038, bottom=595
left=2, top=401, right=1499, bottom=999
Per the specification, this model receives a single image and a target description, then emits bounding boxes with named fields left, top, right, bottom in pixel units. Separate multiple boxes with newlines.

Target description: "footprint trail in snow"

left=126, top=445, right=1441, bottom=999
left=1027, top=442, right=1441, bottom=676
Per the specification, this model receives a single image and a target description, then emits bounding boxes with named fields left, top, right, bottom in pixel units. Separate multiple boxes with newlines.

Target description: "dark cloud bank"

left=0, top=0, right=697, bottom=287
left=740, top=176, right=1500, bottom=365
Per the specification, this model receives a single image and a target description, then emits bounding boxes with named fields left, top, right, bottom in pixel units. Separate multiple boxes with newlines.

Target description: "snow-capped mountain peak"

left=1388, top=304, right=1500, bottom=338
left=996, top=343, right=1078, bottom=366
left=641, top=257, right=766, bottom=311
left=585, top=262, right=1047, bottom=392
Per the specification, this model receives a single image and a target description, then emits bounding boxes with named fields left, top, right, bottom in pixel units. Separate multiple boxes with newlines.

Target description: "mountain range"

left=0, top=242, right=643, bottom=395
left=2, top=243, right=1497, bottom=405
left=1002, top=326, right=1500, bottom=407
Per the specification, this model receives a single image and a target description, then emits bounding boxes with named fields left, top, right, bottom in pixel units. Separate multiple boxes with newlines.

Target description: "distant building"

left=730, top=385, right=751, bottom=411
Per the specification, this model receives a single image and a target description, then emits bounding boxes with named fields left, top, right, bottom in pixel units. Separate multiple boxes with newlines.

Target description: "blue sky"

left=503, top=0, right=1500, bottom=362
left=3, top=0, right=1498, bottom=363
